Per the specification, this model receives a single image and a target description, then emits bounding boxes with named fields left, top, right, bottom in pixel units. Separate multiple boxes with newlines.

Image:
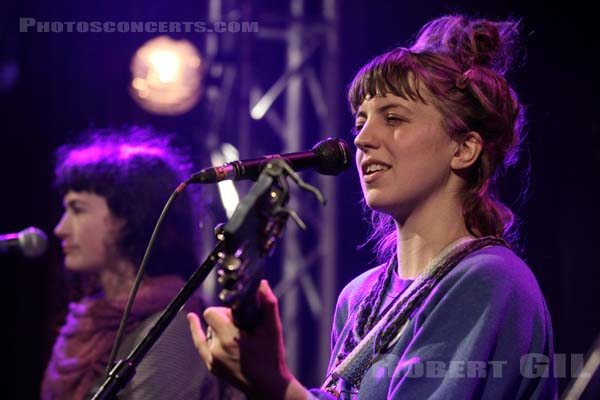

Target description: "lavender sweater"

left=310, top=246, right=557, bottom=399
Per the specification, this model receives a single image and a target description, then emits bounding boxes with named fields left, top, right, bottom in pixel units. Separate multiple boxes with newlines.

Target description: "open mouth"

left=361, top=162, right=391, bottom=184
left=363, top=164, right=390, bottom=175
left=361, top=159, right=391, bottom=176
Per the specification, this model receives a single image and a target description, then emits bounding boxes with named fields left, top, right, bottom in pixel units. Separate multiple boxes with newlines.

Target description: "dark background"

left=3, top=0, right=599, bottom=398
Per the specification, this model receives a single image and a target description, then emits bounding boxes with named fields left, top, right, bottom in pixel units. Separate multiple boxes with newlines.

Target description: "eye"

left=352, top=121, right=365, bottom=136
left=69, top=205, right=84, bottom=215
left=385, top=114, right=406, bottom=125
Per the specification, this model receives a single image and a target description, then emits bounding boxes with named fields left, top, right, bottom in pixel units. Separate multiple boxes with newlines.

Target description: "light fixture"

left=130, top=36, right=203, bottom=115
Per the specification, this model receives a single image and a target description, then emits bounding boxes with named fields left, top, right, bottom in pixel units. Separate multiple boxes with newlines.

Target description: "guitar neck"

left=231, top=275, right=263, bottom=330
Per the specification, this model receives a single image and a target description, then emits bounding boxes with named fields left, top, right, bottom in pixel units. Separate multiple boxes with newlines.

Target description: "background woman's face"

left=54, top=191, right=124, bottom=273
left=353, top=93, right=458, bottom=221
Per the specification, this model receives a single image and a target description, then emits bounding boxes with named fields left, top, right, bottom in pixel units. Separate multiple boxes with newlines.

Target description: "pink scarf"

left=41, top=275, right=197, bottom=400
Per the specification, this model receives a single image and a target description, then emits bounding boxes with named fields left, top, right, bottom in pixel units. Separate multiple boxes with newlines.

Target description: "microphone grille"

left=18, top=227, right=48, bottom=258
left=312, top=138, right=352, bottom=175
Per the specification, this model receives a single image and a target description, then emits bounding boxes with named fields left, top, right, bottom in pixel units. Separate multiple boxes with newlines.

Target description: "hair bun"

left=411, top=15, right=523, bottom=75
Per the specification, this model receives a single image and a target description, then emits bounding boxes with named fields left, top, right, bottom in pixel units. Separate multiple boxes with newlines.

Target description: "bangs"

left=347, top=48, right=427, bottom=112
left=53, top=160, right=120, bottom=196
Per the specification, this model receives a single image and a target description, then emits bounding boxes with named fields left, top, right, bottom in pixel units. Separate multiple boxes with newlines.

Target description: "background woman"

left=42, top=127, right=222, bottom=399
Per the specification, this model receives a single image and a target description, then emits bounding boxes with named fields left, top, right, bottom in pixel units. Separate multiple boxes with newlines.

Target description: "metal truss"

left=200, top=0, right=341, bottom=385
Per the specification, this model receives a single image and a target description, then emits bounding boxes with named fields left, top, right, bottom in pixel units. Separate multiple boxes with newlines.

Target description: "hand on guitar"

left=187, top=280, right=308, bottom=400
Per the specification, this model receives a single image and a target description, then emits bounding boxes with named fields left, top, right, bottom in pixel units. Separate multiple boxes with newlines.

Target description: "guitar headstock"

left=215, top=159, right=321, bottom=330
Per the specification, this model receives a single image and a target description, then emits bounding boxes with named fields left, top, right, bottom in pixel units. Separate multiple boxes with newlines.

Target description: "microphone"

left=188, top=137, right=351, bottom=184
left=0, top=226, right=48, bottom=258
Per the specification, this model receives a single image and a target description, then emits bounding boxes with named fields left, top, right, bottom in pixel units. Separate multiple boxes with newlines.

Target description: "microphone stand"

left=91, top=241, right=225, bottom=400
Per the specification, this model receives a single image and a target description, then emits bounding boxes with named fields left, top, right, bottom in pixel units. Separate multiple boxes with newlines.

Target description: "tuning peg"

left=219, top=289, right=240, bottom=305
left=217, top=268, right=240, bottom=289
left=263, top=235, right=278, bottom=255
left=220, top=255, right=242, bottom=272
left=214, top=223, right=226, bottom=240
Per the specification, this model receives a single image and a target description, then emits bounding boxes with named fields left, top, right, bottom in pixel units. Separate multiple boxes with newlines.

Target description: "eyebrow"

left=355, top=102, right=414, bottom=119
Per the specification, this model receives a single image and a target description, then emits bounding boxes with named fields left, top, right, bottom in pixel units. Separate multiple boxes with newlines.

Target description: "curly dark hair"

left=54, top=126, right=201, bottom=282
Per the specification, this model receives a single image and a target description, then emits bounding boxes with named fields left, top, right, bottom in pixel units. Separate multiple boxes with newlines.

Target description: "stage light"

left=130, top=36, right=203, bottom=115
left=210, top=143, right=240, bottom=219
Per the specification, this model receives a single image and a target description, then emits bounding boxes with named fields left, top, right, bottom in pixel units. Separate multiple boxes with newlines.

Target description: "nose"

left=54, top=212, right=69, bottom=239
left=353, top=121, right=378, bottom=153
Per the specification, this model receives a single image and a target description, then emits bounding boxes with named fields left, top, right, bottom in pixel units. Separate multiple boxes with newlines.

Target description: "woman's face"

left=54, top=191, right=124, bottom=273
left=354, top=93, right=458, bottom=221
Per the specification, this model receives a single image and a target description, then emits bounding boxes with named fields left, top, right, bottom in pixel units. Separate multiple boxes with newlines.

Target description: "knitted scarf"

left=41, top=275, right=196, bottom=400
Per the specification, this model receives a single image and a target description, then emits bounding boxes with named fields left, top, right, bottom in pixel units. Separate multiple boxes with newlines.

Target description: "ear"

left=112, top=216, right=127, bottom=232
left=451, top=131, right=483, bottom=170
left=106, top=213, right=127, bottom=237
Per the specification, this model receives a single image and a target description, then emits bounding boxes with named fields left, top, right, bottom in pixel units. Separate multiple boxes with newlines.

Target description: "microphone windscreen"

left=312, top=138, right=352, bottom=175
left=19, top=227, right=48, bottom=258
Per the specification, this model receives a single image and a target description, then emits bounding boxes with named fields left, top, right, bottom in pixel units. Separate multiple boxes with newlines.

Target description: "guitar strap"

left=321, top=236, right=509, bottom=397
